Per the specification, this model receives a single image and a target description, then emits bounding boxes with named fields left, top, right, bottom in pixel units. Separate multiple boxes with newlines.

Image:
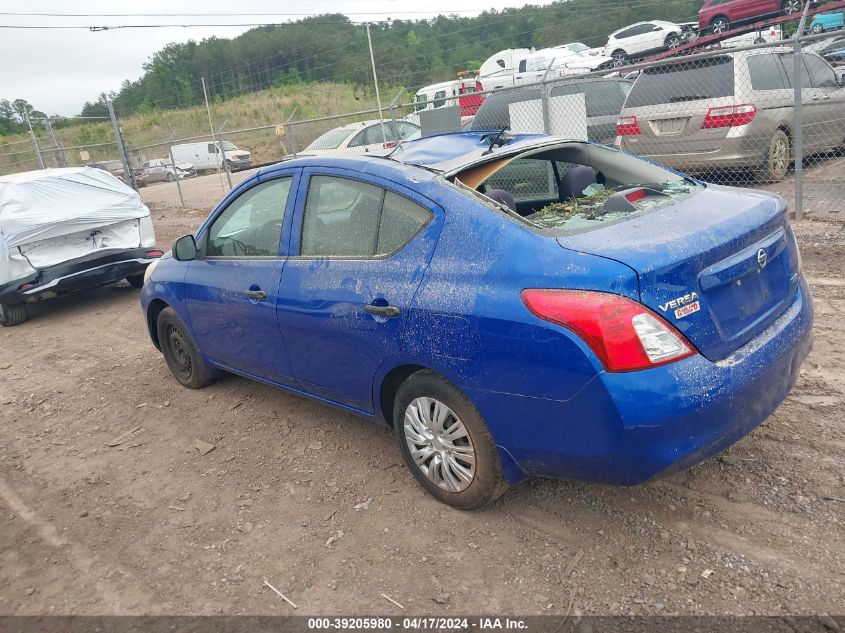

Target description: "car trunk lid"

left=557, top=184, right=800, bottom=361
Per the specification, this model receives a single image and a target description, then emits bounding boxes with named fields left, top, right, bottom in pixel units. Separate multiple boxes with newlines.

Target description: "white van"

left=171, top=141, right=252, bottom=173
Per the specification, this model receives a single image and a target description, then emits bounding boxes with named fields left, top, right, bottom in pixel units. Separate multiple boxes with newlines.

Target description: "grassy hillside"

left=0, top=82, right=382, bottom=173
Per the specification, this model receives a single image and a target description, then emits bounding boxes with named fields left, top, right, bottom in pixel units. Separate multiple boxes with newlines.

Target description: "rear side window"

left=779, top=54, right=812, bottom=88
left=300, top=176, right=431, bottom=258
left=804, top=54, right=838, bottom=88
left=625, top=57, right=735, bottom=107
left=748, top=54, right=789, bottom=90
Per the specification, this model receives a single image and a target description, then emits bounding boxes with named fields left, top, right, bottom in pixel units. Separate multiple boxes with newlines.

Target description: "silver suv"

left=615, top=48, right=845, bottom=181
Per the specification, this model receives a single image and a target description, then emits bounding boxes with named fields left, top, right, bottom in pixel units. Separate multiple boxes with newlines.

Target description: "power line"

left=0, top=9, right=504, bottom=18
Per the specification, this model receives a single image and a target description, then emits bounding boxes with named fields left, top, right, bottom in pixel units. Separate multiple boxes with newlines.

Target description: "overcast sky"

left=1, top=0, right=551, bottom=116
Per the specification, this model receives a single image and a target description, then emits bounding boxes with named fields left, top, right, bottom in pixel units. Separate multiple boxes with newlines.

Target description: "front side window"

left=300, top=176, right=431, bottom=258
left=206, top=178, right=292, bottom=257
left=433, top=90, right=447, bottom=108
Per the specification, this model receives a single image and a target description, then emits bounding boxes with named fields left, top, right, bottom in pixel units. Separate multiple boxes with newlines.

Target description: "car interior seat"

left=485, top=188, right=517, bottom=213
left=560, top=165, right=597, bottom=201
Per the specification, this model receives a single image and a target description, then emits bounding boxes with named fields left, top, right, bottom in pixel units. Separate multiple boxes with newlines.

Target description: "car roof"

left=257, top=131, right=575, bottom=178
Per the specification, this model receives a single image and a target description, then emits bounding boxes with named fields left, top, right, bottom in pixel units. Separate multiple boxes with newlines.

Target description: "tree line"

left=5, top=0, right=702, bottom=133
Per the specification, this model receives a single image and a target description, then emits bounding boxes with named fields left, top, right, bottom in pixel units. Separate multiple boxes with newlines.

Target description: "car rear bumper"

left=623, top=134, right=769, bottom=173
left=469, top=277, right=814, bottom=485
left=0, top=248, right=161, bottom=304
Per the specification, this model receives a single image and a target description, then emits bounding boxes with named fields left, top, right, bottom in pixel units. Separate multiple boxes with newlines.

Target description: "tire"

left=711, top=16, right=730, bottom=34
left=393, top=370, right=508, bottom=510
left=610, top=49, right=627, bottom=67
left=223, top=160, right=233, bottom=172
left=782, top=0, right=802, bottom=16
left=166, top=172, right=176, bottom=182
left=0, top=302, right=27, bottom=327
left=811, top=24, right=824, bottom=34
left=665, top=32, right=682, bottom=49
left=126, top=273, right=145, bottom=289
left=156, top=307, right=214, bottom=389
left=758, top=128, right=792, bottom=183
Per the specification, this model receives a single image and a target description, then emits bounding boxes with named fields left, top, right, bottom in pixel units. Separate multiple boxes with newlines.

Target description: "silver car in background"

left=143, top=158, right=196, bottom=183
left=615, top=48, right=845, bottom=181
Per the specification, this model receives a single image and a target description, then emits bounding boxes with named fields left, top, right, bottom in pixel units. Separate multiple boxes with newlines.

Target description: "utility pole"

left=792, top=4, right=810, bottom=221
left=25, top=112, right=44, bottom=170
left=106, top=99, right=136, bottom=189
left=366, top=23, right=386, bottom=143
left=202, top=77, right=230, bottom=192
left=43, top=116, right=67, bottom=168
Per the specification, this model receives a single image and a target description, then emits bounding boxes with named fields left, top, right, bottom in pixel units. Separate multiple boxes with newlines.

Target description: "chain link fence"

left=4, top=31, right=841, bottom=219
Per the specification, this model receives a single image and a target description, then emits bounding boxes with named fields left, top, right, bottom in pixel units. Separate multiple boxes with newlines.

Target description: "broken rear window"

left=452, top=142, right=700, bottom=235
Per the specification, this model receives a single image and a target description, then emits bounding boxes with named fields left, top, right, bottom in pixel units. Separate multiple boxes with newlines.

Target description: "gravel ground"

left=0, top=168, right=843, bottom=616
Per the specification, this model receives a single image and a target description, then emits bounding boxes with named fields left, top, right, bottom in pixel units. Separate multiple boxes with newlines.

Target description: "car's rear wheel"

left=126, top=274, right=145, bottom=289
left=610, top=49, right=627, bottom=67
left=393, top=371, right=507, bottom=509
left=782, top=0, right=802, bottom=16
left=759, top=129, right=791, bottom=183
left=156, top=307, right=214, bottom=389
left=665, top=33, right=682, bottom=49
left=710, top=16, right=730, bottom=34
left=0, top=302, right=27, bottom=327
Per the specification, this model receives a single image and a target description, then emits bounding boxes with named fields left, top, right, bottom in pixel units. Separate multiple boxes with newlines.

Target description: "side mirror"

left=172, top=235, right=198, bottom=261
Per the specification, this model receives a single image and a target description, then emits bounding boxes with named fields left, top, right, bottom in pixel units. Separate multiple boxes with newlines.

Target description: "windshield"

left=219, top=141, right=237, bottom=151
left=565, top=43, right=590, bottom=53
left=305, top=128, right=353, bottom=150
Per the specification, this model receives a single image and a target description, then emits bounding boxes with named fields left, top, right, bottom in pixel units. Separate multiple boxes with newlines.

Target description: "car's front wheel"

left=0, top=302, right=27, bottom=327
left=393, top=371, right=507, bottom=509
left=710, top=16, right=730, bottom=34
left=166, top=172, right=176, bottom=182
left=156, top=307, right=214, bottom=389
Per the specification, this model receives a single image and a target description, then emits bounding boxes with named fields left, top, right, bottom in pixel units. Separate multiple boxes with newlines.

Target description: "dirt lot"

left=0, top=170, right=843, bottom=616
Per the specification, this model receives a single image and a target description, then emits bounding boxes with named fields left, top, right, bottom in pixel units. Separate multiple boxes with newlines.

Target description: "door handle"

left=364, top=304, right=400, bottom=318
left=244, top=289, right=268, bottom=300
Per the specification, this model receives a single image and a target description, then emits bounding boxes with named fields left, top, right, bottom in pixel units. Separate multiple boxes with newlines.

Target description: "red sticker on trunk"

left=675, top=301, right=700, bottom=319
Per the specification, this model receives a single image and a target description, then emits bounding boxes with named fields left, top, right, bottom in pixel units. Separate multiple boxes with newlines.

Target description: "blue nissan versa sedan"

left=140, top=132, right=813, bottom=509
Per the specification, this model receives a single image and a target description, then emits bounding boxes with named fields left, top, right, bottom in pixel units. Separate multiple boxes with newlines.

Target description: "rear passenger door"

left=276, top=170, right=443, bottom=412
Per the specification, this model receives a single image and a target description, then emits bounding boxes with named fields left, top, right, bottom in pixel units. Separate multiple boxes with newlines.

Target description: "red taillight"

left=18, top=283, right=33, bottom=291
left=616, top=116, right=641, bottom=136
left=146, top=249, right=164, bottom=257
left=702, top=104, right=756, bottom=129
left=382, top=141, right=397, bottom=149
left=520, top=289, right=696, bottom=372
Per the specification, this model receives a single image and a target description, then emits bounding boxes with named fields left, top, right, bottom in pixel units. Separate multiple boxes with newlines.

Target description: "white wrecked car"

left=0, top=167, right=162, bottom=326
